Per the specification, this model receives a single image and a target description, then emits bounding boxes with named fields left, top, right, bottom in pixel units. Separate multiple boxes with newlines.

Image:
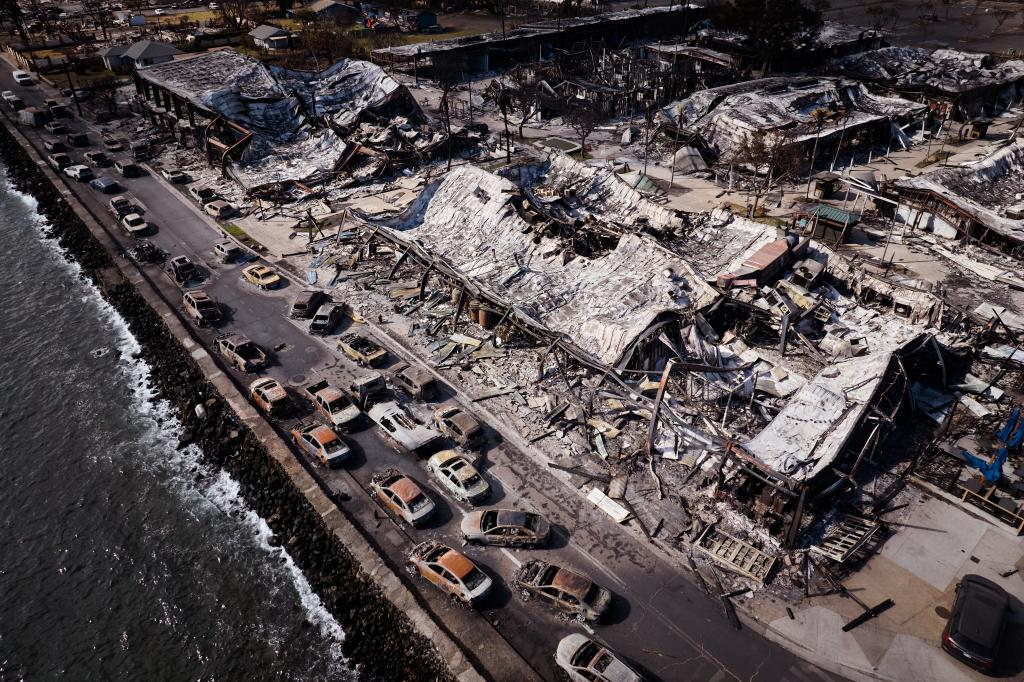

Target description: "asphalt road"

left=0, top=64, right=844, bottom=682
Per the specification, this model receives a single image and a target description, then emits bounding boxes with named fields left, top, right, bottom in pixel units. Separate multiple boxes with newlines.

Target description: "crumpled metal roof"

left=660, top=77, right=923, bottom=159
left=896, top=141, right=1024, bottom=245
left=374, top=164, right=719, bottom=365
left=742, top=352, right=893, bottom=482
left=138, top=49, right=415, bottom=190
left=833, top=47, right=1024, bottom=95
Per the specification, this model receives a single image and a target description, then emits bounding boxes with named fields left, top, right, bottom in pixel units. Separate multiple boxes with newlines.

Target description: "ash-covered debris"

left=134, top=48, right=483, bottom=194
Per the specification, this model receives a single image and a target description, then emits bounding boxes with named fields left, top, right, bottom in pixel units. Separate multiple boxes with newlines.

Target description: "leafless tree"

left=565, top=106, right=599, bottom=156
left=732, top=129, right=801, bottom=216
left=509, top=69, right=537, bottom=138
left=219, top=0, right=252, bottom=29
left=93, top=76, right=120, bottom=114
left=81, top=0, right=111, bottom=40
left=495, top=80, right=514, bottom=162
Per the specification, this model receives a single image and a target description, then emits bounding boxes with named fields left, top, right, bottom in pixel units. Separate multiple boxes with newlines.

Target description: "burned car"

left=389, top=362, right=436, bottom=401
left=555, top=634, right=644, bottom=682
left=408, top=540, right=492, bottom=606
left=337, top=332, right=388, bottom=367
left=167, top=255, right=201, bottom=285
left=183, top=290, right=222, bottom=326
left=426, top=450, right=489, bottom=504
left=433, top=405, right=484, bottom=449
left=460, top=509, right=550, bottom=547
left=242, top=263, right=281, bottom=290
left=291, top=422, right=351, bottom=468
left=216, top=333, right=267, bottom=373
left=250, top=377, right=289, bottom=416
left=513, top=559, right=612, bottom=623
left=370, top=467, right=435, bottom=526
left=367, top=401, right=441, bottom=452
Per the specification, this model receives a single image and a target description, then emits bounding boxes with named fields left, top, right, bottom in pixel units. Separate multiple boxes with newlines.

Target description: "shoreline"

left=0, top=116, right=472, bottom=681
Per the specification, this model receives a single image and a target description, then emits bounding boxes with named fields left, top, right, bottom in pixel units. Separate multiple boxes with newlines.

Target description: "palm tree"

left=804, top=107, right=829, bottom=198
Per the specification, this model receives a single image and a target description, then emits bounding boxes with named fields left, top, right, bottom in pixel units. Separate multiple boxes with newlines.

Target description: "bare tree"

left=496, top=80, right=513, bottom=162
left=565, top=106, right=599, bottom=156
left=733, top=129, right=801, bottom=216
left=509, top=69, right=537, bottom=138
left=220, top=0, right=252, bottom=29
left=93, top=76, right=120, bottom=114
left=82, top=0, right=111, bottom=40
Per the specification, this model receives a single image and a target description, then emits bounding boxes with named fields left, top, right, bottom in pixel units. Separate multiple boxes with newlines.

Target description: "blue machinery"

left=959, top=409, right=1024, bottom=484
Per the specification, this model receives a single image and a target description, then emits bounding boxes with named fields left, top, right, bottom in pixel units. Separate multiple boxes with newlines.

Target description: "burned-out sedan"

left=291, top=422, right=351, bottom=468
left=250, top=377, right=288, bottom=417
left=426, top=450, right=489, bottom=505
left=369, top=468, right=435, bottom=526
left=514, top=559, right=612, bottom=623
left=242, top=263, right=281, bottom=290
left=555, top=634, right=644, bottom=682
left=408, top=540, right=492, bottom=606
left=460, top=509, right=550, bottom=548
left=433, top=405, right=485, bottom=449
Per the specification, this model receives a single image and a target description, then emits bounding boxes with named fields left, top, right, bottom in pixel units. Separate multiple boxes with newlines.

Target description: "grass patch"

left=172, top=9, right=218, bottom=23
left=224, top=223, right=267, bottom=253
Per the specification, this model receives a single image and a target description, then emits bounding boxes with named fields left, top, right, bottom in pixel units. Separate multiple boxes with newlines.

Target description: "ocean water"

left=0, top=168, right=354, bottom=681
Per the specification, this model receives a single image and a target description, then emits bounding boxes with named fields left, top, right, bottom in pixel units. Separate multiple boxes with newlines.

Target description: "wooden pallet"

left=696, top=526, right=776, bottom=583
left=810, top=516, right=880, bottom=563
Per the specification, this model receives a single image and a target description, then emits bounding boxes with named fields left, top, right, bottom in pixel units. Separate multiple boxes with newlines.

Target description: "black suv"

left=942, top=574, right=1010, bottom=672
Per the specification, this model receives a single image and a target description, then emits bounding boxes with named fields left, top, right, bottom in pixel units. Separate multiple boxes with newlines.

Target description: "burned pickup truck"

left=337, top=333, right=388, bottom=367
left=215, top=333, right=267, bottom=373
left=303, top=379, right=361, bottom=430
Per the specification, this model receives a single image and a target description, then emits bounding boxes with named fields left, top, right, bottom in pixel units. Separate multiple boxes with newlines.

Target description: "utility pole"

left=63, top=59, right=82, bottom=117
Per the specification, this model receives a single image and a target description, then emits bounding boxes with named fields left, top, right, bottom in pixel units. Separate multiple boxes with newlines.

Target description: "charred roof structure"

left=367, top=160, right=719, bottom=366
left=833, top=47, right=1024, bottom=120
left=133, top=49, right=429, bottom=191
left=893, top=140, right=1024, bottom=255
left=660, top=76, right=925, bottom=168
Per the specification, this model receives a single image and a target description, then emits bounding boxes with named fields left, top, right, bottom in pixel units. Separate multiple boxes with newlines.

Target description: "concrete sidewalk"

left=749, top=490, right=1024, bottom=682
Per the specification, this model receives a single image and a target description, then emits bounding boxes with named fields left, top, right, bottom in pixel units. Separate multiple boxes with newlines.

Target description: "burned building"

left=892, top=140, right=1024, bottom=256
left=659, top=76, right=925, bottom=171
left=370, top=5, right=696, bottom=77
left=833, top=47, right=1024, bottom=121
left=133, top=48, right=431, bottom=192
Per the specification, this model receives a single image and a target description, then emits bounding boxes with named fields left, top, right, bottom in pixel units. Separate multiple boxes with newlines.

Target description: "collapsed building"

left=891, top=139, right=1024, bottom=256
left=311, top=153, right=954, bottom=566
left=659, top=76, right=925, bottom=171
left=133, top=48, right=451, bottom=193
left=688, top=21, right=885, bottom=72
left=833, top=47, right=1024, bottom=122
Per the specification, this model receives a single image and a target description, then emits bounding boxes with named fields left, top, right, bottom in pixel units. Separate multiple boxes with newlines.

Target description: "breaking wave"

left=3, top=173, right=349, bottom=677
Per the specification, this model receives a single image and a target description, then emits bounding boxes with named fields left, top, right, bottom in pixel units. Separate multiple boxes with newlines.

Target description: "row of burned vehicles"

left=247, top=291, right=629, bottom=652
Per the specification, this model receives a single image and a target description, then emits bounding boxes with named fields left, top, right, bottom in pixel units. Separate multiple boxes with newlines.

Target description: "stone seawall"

left=0, top=122, right=459, bottom=682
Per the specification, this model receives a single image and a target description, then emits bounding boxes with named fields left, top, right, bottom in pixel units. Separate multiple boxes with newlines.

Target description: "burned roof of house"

left=833, top=47, right=1024, bottom=95
left=660, top=76, right=924, bottom=159
left=895, top=140, right=1024, bottom=244
left=369, top=162, right=719, bottom=365
left=137, top=49, right=420, bottom=189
